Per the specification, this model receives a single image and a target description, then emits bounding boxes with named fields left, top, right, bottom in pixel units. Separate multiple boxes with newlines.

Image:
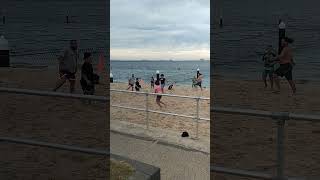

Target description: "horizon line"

left=110, top=59, right=209, bottom=61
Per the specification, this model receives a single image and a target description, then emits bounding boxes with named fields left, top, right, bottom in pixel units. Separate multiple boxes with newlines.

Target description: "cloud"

left=110, top=0, right=210, bottom=60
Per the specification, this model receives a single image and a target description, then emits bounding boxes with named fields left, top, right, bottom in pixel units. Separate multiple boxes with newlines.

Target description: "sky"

left=110, top=0, right=210, bottom=60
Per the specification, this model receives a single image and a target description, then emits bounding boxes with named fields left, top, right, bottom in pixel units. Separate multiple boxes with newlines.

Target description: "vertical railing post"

left=195, top=97, right=200, bottom=139
left=274, top=112, right=288, bottom=180
left=145, top=92, right=149, bottom=130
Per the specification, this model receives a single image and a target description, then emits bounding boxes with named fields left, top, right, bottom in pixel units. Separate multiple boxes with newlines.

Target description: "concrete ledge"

left=110, top=120, right=209, bottom=154
left=111, top=153, right=160, bottom=180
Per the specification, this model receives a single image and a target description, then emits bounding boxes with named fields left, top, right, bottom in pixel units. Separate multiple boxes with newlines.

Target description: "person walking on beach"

left=192, top=76, right=197, bottom=88
left=135, top=78, right=142, bottom=91
left=53, top=40, right=79, bottom=93
left=154, top=80, right=166, bottom=108
left=150, top=76, right=155, bottom=89
left=127, top=74, right=135, bottom=91
left=80, top=52, right=95, bottom=95
left=195, top=73, right=203, bottom=91
left=160, top=74, right=166, bottom=93
left=273, top=37, right=296, bottom=94
left=262, top=45, right=276, bottom=89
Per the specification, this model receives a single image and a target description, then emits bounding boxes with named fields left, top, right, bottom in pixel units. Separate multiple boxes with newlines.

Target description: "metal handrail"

left=110, top=89, right=210, bottom=100
left=0, top=137, right=109, bottom=155
left=0, top=87, right=108, bottom=102
left=212, top=106, right=320, bottom=122
left=111, top=89, right=210, bottom=138
left=111, top=104, right=210, bottom=121
left=0, top=87, right=108, bottom=157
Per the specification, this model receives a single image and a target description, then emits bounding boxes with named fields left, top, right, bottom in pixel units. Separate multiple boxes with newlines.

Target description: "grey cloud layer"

left=111, top=0, right=209, bottom=59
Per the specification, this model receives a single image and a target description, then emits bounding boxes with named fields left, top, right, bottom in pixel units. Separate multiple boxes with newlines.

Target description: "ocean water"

left=110, top=60, right=210, bottom=87
left=213, top=0, right=320, bottom=81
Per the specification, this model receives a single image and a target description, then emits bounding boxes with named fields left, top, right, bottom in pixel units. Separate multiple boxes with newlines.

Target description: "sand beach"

left=212, top=78, right=320, bottom=179
left=0, top=65, right=108, bottom=179
left=0, top=64, right=209, bottom=178
left=111, top=82, right=210, bottom=138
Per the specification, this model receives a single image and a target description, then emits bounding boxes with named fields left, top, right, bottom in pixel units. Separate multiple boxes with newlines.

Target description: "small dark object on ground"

left=181, top=131, right=189, bottom=137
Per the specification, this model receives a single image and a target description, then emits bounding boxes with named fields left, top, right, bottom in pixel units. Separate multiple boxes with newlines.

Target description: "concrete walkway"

left=111, top=132, right=210, bottom=180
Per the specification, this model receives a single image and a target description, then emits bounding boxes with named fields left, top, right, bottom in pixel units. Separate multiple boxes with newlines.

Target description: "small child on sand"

left=135, top=78, right=142, bottom=91
left=127, top=74, right=135, bottom=91
left=154, top=80, right=166, bottom=108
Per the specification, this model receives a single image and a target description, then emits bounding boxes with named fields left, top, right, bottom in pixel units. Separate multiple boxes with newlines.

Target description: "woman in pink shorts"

left=154, top=80, right=166, bottom=108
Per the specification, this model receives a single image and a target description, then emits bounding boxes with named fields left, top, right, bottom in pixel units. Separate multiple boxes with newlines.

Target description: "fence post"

left=145, top=92, right=149, bottom=130
left=274, top=112, right=288, bottom=180
left=195, top=97, right=200, bottom=139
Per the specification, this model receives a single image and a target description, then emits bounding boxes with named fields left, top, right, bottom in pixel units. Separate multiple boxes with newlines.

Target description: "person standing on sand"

left=196, top=73, right=203, bottom=91
left=192, top=76, right=197, bottom=88
left=160, top=74, right=166, bottom=93
left=273, top=37, right=296, bottom=94
left=127, top=74, right=135, bottom=91
left=53, top=40, right=79, bottom=93
left=135, top=78, right=142, bottom=91
left=150, top=76, right=155, bottom=89
left=155, top=80, right=166, bottom=108
left=262, top=45, right=276, bottom=89
left=80, top=52, right=95, bottom=95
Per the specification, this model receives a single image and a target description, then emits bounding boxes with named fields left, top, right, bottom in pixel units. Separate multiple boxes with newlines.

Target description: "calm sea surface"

left=111, top=60, right=210, bottom=87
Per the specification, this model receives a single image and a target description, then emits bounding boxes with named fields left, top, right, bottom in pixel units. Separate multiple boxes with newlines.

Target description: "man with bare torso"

left=273, top=37, right=296, bottom=94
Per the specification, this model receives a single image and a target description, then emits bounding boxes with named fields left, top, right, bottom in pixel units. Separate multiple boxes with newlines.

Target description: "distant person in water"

left=262, top=45, right=276, bottom=89
left=53, top=40, right=79, bottom=93
left=135, top=78, right=142, bottom=91
left=80, top=52, right=95, bottom=95
left=273, top=37, right=296, bottom=94
left=154, top=80, right=166, bottom=108
left=150, top=76, right=155, bottom=89
left=160, top=74, right=166, bottom=93
left=127, top=74, right=135, bottom=91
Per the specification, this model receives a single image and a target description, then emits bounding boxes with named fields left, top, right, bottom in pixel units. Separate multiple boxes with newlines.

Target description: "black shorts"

left=275, top=63, right=293, bottom=80
left=156, top=95, right=162, bottom=100
left=196, top=82, right=202, bottom=87
left=60, top=70, right=76, bottom=80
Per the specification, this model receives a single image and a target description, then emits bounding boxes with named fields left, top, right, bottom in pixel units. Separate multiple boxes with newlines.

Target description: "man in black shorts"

left=53, top=40, right=79, bottom=93
left=273, top=37, right=296, bottom=94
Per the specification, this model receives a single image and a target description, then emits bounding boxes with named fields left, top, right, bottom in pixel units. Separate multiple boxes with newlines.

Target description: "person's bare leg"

left=53, top=77, right=66, bottom=91
left=263, top=73, right=267, bottom=88
left=273, top=74, right=280, bottom=92
left=269, top=73, right=274, bottom=90
left=156, top=100, right=162, bottom=108
left=69, top=79, right=76, bottom=93
left=288, top=80, right=296, bottom=93
left=160, top=101, right=166, bottom=107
